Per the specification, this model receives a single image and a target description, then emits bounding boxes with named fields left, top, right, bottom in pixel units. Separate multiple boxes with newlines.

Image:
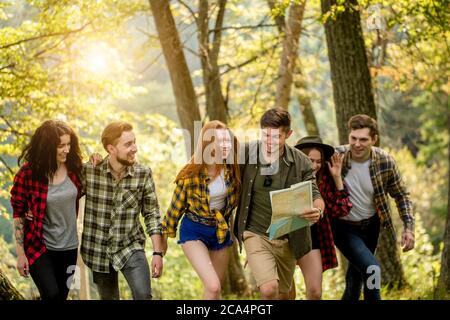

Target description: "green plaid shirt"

left=336, top=145, right=414, bottom=239
left=80, top=157, right=162, bottom=273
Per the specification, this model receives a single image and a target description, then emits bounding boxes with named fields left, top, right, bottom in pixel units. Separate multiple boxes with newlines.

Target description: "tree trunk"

left=293, top=61, right=320, bottom=136
left=275, top=1, right=306, bottom=109
left=149, top=0, right=202, bottom=153
left=321, top=0, right=377, bottom=144
left=268, top=0, right=319, bottom=135
left=198, top=0, right=227, bottom=123
left=437, top=109, right=450, bottom=295
left=0, top=268, right=24, bottom=300
left=321, top=0, right=406, bottom=288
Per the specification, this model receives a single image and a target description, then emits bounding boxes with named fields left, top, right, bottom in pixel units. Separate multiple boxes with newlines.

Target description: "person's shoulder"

left=372, top=146, right=394, bottom=159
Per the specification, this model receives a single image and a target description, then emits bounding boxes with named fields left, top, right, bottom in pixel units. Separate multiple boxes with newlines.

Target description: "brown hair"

left=101, top=121, right=133, bottom=151
left=299, top=146, right=325, bottom=184
left=347, top=114, right=379, bottom=138
left=19, top=120, right=83, bottom=182
left=176, top=120, right=241, bottom=192
left=260, top=108, right=291, bottom=133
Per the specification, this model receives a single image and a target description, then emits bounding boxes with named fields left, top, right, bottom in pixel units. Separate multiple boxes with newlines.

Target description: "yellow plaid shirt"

left=162, top=165, right=239, bottom=243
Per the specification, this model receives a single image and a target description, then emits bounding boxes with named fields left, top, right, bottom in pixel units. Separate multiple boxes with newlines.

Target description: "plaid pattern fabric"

left=336, top=145, right=414, bottom=239
left=10, top=163, right=82, bottom=266
left=315, top=173, right=352, bottom=272
left=80, top=158, right=162, bottom=273
left=162, top=165, right=239, bottom=244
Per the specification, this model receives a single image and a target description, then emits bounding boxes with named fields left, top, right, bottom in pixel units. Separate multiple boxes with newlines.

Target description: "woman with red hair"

left=161, top=121, right=241, bottom=300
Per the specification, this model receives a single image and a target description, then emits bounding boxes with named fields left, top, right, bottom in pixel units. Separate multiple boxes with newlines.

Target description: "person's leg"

left=362, top=219, right=381, bottom=300
left=50, top=249, right=78, bottom=300
left=93, top=268, right=120, bottom=300
left=209, top=247, right=229, bottom=285
left=343, top=263, right=364, bottom=300
left=274, top=237, right=296, bottom=300
left=297, top=249, right=323, bottom=300
left=121, top=250, right=152, bottom=300
left=332, top=221, right=380, bottom=300
left=182, top=240, right=222, bottom=300
left=29, top=252, right=60, bottom=300
left=243, top=231, right=280, bottom=300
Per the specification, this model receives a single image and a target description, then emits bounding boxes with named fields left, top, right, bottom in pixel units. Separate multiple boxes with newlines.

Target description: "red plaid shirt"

left=10, top=163, right=82, bottom=266
left=315, top=173, right=352, bottom=272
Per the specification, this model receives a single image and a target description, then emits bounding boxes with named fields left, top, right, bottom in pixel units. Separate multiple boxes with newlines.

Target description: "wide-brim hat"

left=294, top=135, right=335, bottom=160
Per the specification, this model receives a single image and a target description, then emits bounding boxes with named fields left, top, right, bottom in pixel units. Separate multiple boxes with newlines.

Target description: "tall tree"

left=269, top=0, right=320, bottom=135
left=321, top=0, right=406, bottom=289
left=274, top=0, right=306, bottom=109
left=149, top=0, right=202, bottom=153
left=197, top=0, right=228, bottom=123
left=438, top=110, right=450, bottom=296
left=321, top=0, right=377, bottom=144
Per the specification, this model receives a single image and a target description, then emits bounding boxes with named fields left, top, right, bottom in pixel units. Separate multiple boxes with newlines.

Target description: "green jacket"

left=233, top=141, right=322, bottom=252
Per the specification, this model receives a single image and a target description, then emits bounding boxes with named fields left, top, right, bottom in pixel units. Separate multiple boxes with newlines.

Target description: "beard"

left=117, top=154, right=135, bottom=166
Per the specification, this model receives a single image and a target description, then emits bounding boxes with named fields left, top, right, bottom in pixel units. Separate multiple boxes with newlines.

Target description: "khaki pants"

left=243, top=231, right=296, bottom=294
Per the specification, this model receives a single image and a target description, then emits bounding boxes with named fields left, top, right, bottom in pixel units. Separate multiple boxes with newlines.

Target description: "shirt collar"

left=102, top=156, right=135, bottom=177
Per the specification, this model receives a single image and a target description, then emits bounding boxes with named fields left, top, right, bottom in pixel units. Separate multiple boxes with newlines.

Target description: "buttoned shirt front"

left=81, top=158, right=162, bottom=273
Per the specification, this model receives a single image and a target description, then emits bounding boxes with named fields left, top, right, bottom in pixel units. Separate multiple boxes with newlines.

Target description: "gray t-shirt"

left=43, top=175, right=79, bottom=250
left=340, top=159, right=376, bottom=221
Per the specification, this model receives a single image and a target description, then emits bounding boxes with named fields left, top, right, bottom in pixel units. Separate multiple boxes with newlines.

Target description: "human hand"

left=25, top=210, right=33, bottom=221
left=327, top=153, right=344, bottom=178
left=151, top=255, right=163, bottom=278
left=401, top=230, right=415, bottom=252
left=89, top=153, right=103, bottom=167
left=300, top=208, right=321, bottom=224
left=17, top=253, right=29, bottom=277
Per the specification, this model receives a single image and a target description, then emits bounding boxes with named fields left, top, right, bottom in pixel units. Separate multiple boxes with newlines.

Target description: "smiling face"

left=307, top=148, right=322, bottom=174
left=260, top=127, right=292, bottom=160
left=215, top=128, right=232, bottom=161
left=348, top=128, right=377, bottom=162
left=56, top=134, right=71, bottom=165
left=108, top=130, right=137, bottom=166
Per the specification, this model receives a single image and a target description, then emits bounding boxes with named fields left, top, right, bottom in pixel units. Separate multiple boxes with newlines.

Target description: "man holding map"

left=233, top=108, right=325, bottom=300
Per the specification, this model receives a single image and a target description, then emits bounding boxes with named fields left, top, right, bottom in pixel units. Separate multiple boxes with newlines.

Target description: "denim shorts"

left=178, top=216, right=233, bottom=251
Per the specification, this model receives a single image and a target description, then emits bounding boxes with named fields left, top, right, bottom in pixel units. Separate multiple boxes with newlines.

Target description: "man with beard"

left=81, top=121, right=164, bottom=300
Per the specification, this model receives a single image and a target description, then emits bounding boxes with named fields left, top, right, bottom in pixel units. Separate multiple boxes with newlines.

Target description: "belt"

left=185, top=211, right=217, bottom=227
left=337, top=214, right=379, bottom=226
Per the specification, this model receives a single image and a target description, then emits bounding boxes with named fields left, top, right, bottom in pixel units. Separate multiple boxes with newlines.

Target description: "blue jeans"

left=93, top=250, right=152, bottom=300
left=331, top=215, right=381, bottom=300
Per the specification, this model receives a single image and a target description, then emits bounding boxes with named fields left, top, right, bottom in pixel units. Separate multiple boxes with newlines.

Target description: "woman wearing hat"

left=291, top=136, right=352, bottom=299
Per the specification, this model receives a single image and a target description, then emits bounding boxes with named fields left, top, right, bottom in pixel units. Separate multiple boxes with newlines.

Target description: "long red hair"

left=176, top=121, right=241, bottom=191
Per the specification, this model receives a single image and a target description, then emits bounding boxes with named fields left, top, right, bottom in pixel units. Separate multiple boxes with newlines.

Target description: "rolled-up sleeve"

left=10, top=166, right=28, bottom=219
left=142, top=168, right=162, bottom=236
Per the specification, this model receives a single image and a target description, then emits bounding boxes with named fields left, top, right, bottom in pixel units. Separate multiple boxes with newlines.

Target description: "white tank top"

left=209, top=168, right=227, bottom=210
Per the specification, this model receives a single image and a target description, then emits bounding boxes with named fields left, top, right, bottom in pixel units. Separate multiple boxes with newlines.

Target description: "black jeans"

left=29, top=249, right=78, bottom=300
left=331, top=216, right=381, bottom=300
left=93, top=250, right=152, bottom=300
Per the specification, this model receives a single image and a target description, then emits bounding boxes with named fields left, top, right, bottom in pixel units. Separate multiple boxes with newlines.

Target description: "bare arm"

left=13, top=217, right=29, bottom=277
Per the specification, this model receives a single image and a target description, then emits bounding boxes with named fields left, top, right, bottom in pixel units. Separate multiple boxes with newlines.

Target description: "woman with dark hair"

left=291, top=136, right=352, bottom=299
left=161, top=120, right=241, bottom=300
left=10, top=120, right=83, bottom=300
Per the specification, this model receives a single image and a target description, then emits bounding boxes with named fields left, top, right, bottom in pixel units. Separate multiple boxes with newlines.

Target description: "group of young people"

left=10, top=108, right=415, bottom=301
